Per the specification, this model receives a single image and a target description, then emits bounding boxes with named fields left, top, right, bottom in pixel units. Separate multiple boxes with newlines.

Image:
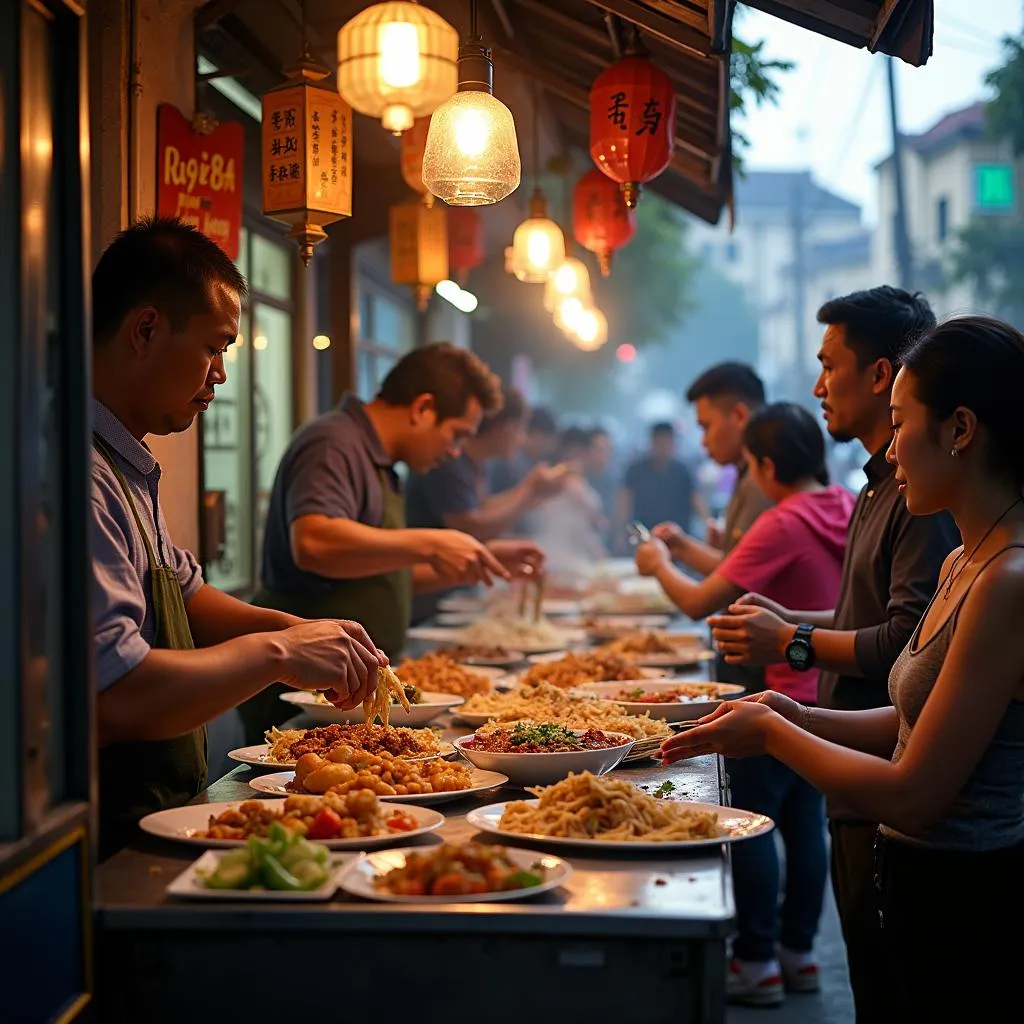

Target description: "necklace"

left=942, top=495, right=1024, bottom=600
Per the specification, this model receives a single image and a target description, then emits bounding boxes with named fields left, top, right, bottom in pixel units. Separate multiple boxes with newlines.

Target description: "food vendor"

left=239, top=343, right=545, bottom=744
left=90, top=217, right=386, bottom=859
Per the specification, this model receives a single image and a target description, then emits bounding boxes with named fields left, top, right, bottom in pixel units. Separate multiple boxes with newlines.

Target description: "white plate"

left=454, top=730, right=634, bottom=786
left=526, top=651, right=671, bottom=673
left=562, top=614, right=674, bottom=632
left=139, top=799, right=445, bottom=850
left=166, top=849, right=355, bottom=901
left=447, top=651, right=526, bottom=670
left=572, top=680, right=747, bottom=722
left=407, top=625, right=587, bottom=655
left=227, top=740, right=455, bottom=769
left=466, top=799, right=774, bottom=850
left=248, top=768, right=510, bottom=804
left=278, top=690, right=465, bottom=726
left=339, top=847, right=572, bottom=903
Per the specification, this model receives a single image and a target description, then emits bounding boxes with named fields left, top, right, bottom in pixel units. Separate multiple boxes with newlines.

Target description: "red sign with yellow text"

left=156, top=103, right=243, bottom=259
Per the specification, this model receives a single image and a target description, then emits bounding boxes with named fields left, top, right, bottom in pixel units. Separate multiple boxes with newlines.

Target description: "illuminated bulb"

left=543, top=257, right=592, bottom=312
left=312, top=334, right=331, bottom=351
left=510, top=189, right=564, bottom=283
left=379, top=22, right=419, bottom=89
left=253, top=335, right=268, bottom=351
left=573, top=307, right=608, bottom=351
left=435, top=279, right=478, bottom=314
left=554, top=296, right=586, bottom=334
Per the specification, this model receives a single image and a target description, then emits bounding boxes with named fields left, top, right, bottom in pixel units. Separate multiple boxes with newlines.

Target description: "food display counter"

left=94, top=748, right=735, bottom=1022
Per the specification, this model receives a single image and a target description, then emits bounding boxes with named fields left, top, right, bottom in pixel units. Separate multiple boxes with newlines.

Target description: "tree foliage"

left=948, top=31, right=1024, bottom=324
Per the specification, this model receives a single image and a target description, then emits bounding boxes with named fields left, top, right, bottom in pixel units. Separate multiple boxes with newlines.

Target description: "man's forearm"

left=187, top=584, right=301, bottom=647
left=412, top=564, right=460, bottom=594
left=98, top=633, right=289, bottom=745
left=678, top=536, right=724, bottom=577
left=446, top=483, right=532, bottom=541
left=291, top=517, right=434, bottom=578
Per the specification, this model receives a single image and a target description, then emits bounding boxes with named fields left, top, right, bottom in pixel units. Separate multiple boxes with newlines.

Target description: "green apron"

left=94, top=438, right=208, bottom=860
left=238, top=468, right=412, bottom=745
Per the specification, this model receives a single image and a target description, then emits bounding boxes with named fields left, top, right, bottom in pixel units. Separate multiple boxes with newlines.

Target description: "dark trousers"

left=829, top=820, right=888, bottom=1023
left=726, top=755, right=827, bottom=962
left=874, top=833, right=1024, bottom=1020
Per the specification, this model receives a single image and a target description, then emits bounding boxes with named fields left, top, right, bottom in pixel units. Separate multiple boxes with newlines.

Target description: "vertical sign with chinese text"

left=262, top=86, right=306, bottom=213
left=307, top=89, right=353, bottom=218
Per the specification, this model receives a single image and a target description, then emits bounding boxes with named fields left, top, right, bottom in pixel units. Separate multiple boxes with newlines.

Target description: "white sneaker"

left=778, top=947, right=820, bottom=993
left=726, top=957, right=784, bottom=1007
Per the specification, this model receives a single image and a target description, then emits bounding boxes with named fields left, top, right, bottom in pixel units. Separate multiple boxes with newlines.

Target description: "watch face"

left=787, top=641, right=810, bottom=667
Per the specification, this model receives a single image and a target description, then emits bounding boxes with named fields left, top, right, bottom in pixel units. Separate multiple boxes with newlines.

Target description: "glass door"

left=0, top=2, right=93, bottom=1021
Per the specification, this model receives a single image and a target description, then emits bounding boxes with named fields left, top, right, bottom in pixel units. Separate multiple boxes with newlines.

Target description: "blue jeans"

left=726, top=754, right=827, bottom=961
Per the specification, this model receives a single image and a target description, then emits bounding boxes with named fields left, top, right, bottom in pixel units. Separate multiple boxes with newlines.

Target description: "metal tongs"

left=627, top=520, right=652, bottom=547
left=517, top=565, right=547, bottom=622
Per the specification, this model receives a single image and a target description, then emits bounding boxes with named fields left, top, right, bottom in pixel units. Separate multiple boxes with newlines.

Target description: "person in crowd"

left=652, top=362, right=772, bottom=691
left=636, top=403, right=855, bottom=1005
left=664, top=315, right=1024, bottom=1018
left=240, top=349, right=545, bottom=743
left=404, top=387, right=564, bottom=622
left=488, top=406, right=558, bottom=494
left=583, top=426, right=616, bottom=524
left=705, top=286, right=957, bottom=1020
left=618, top=421, right=697, bottom=536
left=90, top=217, right=387, bottom=858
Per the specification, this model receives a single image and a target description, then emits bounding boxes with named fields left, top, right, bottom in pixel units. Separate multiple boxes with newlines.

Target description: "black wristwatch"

left=785, top=624, right=817, bottom=672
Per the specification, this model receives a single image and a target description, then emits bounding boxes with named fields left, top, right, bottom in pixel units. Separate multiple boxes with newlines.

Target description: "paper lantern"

left=589, top=54, right=677, bottom=208
left=389, top=199, right=448, bottom=311
left=262, top=61, right=352, bottom=265
left=448, top=206, right=484, bottom=285
left=573, top=167, right=637, bottom=276
left=400, top=115, right=433, bottom=202
left=337, top=2, right=458, bottom=134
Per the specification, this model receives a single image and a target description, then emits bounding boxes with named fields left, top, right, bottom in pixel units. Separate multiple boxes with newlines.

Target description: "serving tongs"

left=627, top=520, right=652, bottom=547
left=517, top=567, right=547, bottom=622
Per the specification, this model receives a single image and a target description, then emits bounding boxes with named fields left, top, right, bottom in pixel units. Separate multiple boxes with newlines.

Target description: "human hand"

left=487, top=538, right=546, bottom=578
left=427, top=530, right=511, bottom=587
left=652, top=521, right=688, bottom=559
left=526, top=462, right=572, bottom=499
left=706, top=604, right=793, bottom=665
left=706, top=517, right=725, bottom=549
left=659, top=699, right=779, bottom=764
left=635, top=538, right=671, bottom=577
left=277, top=619, right=386, bottom=710
left=732, top=592, right=791, bottom=619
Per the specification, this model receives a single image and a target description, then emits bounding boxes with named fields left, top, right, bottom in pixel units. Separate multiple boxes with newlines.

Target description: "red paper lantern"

left=573, top=168, right=637, bottom=276
left=400, top=116, right=433, bottom=204
left=447, top=206, right=484, bottom=285
left=589, top=54, right=677, bottom=208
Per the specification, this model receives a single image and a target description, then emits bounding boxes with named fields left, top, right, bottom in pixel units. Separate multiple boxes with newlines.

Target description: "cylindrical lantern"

left=573, top=167, right=637, bottom=276
left=510, top=188, right=565, bottom=283
left=589, top=54, right=677, bottom=208
left=400, top=115, right=433, bottom=203
left=543, top=256, right=592, bottom=313
left=448, top=206, right=484, bottom=285
left=389, top=199, right=449, bottom=311
left=262, top=61, right=353, bottom=265
left=337, top=2, right=458, bottom=134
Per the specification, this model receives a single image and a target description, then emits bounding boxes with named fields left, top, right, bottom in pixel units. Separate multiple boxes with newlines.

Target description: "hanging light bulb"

left=337, top=2, right=458, bottom=135
left=510, top=190, right=564, bottom=283
left=554, top=295, right=587, bottom=335
left=573, top=307, right=608, bottom=351
left=421, top=0, right=521, bottom=205
left=544, top=255, right=592, bottom=312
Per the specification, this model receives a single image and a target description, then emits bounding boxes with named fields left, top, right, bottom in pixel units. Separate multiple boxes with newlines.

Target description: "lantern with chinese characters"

left=447, top=206, right=484, bottom=285
left=589, top=54, right=677, bottom=208
left=262, top=57, right=353, bottom=265
left=400, top=115, right=433, bottom=203
left=573, top=167, right=637, bottom=276
left=390, top=198, right=449, bottom=311
left=337, top=2, right=459, bottom=135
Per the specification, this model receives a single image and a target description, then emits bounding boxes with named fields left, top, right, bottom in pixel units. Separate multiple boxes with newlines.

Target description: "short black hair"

left=478, top=387, right=528, bottom=436
left=686, top=362, right=765, bottom=408
left=744, top=402, right=828, bottom=486
left=559, top=426, right=589, bottom=458
left=817, top=286, right=936, bottom=368
left=527, top=407, right=558, bottom=436
left=650, top=422, right=675, bottom=438
left=378, top=342, right=502, bottom=421
left=92, top=215, right=248, bottom=345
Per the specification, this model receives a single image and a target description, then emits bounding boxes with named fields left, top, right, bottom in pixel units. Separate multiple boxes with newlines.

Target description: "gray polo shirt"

left=91, top=400, right=203, bottom=691
left=260, top=395, right=401, bottom=595
left=404, top=452, right=484, bottom=530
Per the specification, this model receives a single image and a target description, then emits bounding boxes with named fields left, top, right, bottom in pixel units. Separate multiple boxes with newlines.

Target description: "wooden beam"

left=512, top=0, right=613, bottom=51
left=870, top=0, right=902, bottom=51
left=581, top=0, right=711, bottom=57
left=196, top=0, right=248, bottom=32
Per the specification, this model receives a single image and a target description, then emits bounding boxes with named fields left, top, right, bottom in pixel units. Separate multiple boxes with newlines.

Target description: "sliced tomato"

left=305, top=807, right=343, bottom=840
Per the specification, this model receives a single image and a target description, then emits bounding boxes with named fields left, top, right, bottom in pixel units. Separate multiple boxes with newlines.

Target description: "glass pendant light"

left=337, top=2, right=458, bottom=135
left=509, top=80, right=563, bottom=282
left=421, top=0, right=521, bottom=206
left=554, top=295, right=587, bottom=335
left=572, top=306, right=608, bottom=351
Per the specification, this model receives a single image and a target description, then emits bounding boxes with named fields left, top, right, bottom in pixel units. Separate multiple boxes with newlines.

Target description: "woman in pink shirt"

left=636, top=402, right=854, bottom=1006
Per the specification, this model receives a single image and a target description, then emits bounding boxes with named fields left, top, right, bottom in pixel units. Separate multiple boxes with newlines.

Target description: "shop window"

left=354, top=276, right=416, bottom=400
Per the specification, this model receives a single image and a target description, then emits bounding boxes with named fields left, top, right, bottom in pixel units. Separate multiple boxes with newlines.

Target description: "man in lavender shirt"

left=90, top=216, right=385, bottom=856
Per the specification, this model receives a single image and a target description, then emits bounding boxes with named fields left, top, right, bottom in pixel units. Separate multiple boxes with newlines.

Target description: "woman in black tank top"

left=661, top=315, right=1024, bottom=1018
